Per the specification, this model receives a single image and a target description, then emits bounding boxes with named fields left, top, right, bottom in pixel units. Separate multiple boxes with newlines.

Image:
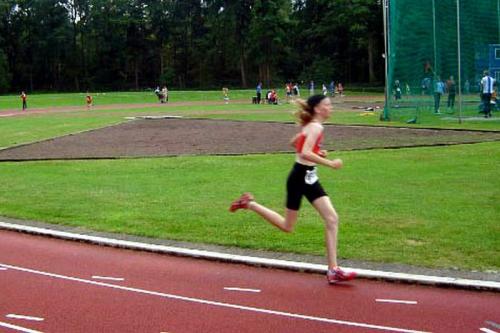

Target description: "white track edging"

left=1, top=221, right=498, bottom=291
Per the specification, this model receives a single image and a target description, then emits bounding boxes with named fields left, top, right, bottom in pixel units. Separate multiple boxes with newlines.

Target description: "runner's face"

left=315, top=98, right=332, bottom=121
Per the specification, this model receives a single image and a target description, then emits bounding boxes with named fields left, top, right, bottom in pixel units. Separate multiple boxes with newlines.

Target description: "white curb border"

left=1, top=221, right=498, bottom=291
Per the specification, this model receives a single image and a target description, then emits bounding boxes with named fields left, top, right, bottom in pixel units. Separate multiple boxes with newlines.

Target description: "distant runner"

left=86, top=92, right=93, bottom=109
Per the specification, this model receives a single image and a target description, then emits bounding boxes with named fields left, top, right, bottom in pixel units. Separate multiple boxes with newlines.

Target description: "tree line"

left=0, top=0, right=384, bottom=93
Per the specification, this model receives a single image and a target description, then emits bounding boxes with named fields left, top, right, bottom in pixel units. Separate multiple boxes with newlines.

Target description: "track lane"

left=1, top=230, right=498, bottom=332
left=1, top=263, right=419, bottom=333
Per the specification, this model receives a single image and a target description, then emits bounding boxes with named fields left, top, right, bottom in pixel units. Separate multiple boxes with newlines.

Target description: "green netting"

left=384, top=0, right=500, bottom=123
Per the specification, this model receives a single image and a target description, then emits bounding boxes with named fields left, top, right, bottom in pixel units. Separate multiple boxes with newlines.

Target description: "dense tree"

left=347, top=0, right=383, bottom=83
left=0, top=0, right=384, bottom=92
left=0, top=1, right=13, bottom=92
left=249, top=0, right=293, bottom=87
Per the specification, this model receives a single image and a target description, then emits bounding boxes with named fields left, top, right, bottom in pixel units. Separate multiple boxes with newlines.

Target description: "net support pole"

left=382, top=0, right=390, bottom=121
left=456, top=0, right=462, bottom=124
left=432, top=0, right=437, bottom=75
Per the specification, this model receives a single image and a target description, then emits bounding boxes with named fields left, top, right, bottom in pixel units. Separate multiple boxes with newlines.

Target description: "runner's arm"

left=299, top=125, right=342, bottom=169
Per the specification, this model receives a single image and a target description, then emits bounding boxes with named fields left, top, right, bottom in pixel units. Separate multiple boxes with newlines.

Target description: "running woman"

left=86, top=92, right=93, bottom=109
left=229, top=95, right=356, bottom=284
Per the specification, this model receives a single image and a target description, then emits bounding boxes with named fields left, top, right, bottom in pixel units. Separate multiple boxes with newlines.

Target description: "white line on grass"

left=6, top=315, right=44, bottom=322
left=91, top=276, right=125, bottom=281
left=0, top=262, right=430, bottom=333
left=376, top=299, right=418, bottom=305
left=0, top=321, right=42, bottom=333
left=224, top=287, right=261, bottom=293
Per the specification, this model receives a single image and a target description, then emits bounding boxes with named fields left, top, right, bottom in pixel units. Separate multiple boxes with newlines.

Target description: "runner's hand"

left=330, top=159, right=343, bottom=169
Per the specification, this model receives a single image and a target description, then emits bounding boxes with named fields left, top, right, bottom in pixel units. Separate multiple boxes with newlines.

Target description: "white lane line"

left=91, top=276, right=125, bottom=281
left=0, top=321, right=43, bottom=333
left=0, top=267, right=7, bottom=270
left=224, top=287, right=261, bottom=293
left=376, top=299, right=418, bottom=305
left=0, top=262, right=430, bottom=333
left=6, top=315, right=44, bottom=322
left=480, top=328, right=498, bottom=333
left=1, top=221, right=499, bottom=291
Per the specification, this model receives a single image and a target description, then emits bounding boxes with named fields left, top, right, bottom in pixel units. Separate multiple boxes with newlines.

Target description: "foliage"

left=0, top=0, right=384, bottom=92
left=0, top=50, right=10, bottom=93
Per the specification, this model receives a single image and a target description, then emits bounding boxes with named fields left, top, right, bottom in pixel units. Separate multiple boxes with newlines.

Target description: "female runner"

left=229, top=94, right=356, bottom=284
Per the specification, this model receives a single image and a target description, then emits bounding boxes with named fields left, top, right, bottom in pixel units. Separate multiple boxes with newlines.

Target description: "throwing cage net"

left=382, top=0, right=500, bottom=124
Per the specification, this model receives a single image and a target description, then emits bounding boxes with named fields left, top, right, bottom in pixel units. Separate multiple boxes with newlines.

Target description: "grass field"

left=0, top=90, right=258, bottom=109
left=0, top=89, right=384, bottom=110
left=0, top=91, right=499, bottom=271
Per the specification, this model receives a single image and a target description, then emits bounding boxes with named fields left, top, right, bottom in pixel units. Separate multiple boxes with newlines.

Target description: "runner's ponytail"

left=294, top=95, right=327, bottom=126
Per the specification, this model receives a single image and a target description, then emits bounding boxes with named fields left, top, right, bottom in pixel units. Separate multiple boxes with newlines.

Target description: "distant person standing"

left=20, top=91, right=27, bottom=111
left=286, top=82, right=293, bottom=102
left=222, top=87, right=229, bottom=104
left=309, top=80, right=315, bottom=96
left=421, top=77, right=431, bottom=95
left=86, top=92, right=93, bottom=109
left=446, top=76, right=456, bottom=110
left=256, top=82, right=262, bottom=104
left=394, top=80, right=402, bottom=100
left=154, top=86, right=162, bottom=102
left=329, top=81, right=335, bottom=97
left=161, top=86, right=168, bottom=103
left=481, top=70, right=495, bottom=118
left=293, top=83, right=300, bottom=97
left=337, top=82, right=344, bottom=97
left=322, top=84, right=328, bottom=96
left=434, top=77, right=445, bottom=114
left=464, top=79, right=470, bottom=94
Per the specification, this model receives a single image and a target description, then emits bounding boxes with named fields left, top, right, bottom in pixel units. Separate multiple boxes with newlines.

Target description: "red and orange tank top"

left=294, top=132, right=323, bottom=154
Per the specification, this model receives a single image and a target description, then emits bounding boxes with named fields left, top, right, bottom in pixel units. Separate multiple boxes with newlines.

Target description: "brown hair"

left=294, top=95, right=327, bottom=126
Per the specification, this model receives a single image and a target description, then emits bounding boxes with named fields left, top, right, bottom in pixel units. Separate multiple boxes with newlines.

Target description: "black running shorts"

left=286, top=162, right=327, bottom=210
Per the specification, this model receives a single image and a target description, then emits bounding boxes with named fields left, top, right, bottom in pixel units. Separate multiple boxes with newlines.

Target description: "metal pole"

left=432, top=0, right=437, bottom=75
left=457, top=0, right=462, bottom=124
left=498, top=0, right=500, bottom=42
left=382, top=0, right=390, bottom=121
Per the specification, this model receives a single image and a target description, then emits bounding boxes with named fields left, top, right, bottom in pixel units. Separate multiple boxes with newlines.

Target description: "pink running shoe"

left=229, top=193, right=254, bottom=212
left=327, top=268, right=357, bottom=284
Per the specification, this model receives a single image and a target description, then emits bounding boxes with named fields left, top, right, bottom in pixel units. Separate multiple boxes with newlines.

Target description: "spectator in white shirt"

left=481, top=70, right=495, bottom=118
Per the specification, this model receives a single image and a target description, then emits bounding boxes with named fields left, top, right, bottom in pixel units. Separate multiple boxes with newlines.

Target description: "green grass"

left=2, top=89, right=498, bottom=131
left=1, top=89, right=383, bottom=109
left=0, top=142, right=498, bottom=270
left=0, top=90, right=260, bottom=109
left=386, top=94, right=500, bottom=130
left=0, top=113, right=125, bottom=149
left=0, top=90, right=498, bottom=271
left=0, top=104, right=269, bottom=148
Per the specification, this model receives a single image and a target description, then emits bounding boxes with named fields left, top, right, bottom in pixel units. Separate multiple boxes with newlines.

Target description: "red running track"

left=0, top=230, right=498, bottom=333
